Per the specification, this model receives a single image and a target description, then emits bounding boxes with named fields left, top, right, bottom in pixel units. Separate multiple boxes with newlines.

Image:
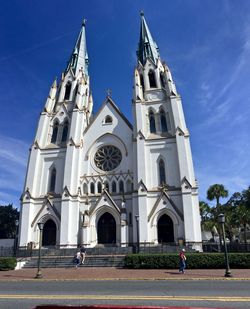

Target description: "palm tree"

left=207, top=184, right=229, bottom=213
left=207, top=184, right=228, bottom=247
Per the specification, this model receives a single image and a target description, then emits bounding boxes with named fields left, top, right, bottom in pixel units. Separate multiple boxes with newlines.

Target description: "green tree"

left=242, top=186, right=250, bottom=209
left=220, top=200, right=238, bottom=243
left=199, top=201, right=216, bottom=241
left=0, top=204, right=19, bottom=238
left=221, top=189, right=250, bottom=246
left=199, top=201, right=212, bottom=228
left=237, top=188, right=250, bottom=248
left=207, top=184, right=228, bottom=246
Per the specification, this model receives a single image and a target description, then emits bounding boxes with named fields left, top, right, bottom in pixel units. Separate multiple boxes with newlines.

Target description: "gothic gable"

left=148, top=190, right=184, bottom=223
left=89, top=189, right=120, bottom=217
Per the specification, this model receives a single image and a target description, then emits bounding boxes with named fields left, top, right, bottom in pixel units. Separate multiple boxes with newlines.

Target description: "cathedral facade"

left=19, top=14, right=202, bottom=251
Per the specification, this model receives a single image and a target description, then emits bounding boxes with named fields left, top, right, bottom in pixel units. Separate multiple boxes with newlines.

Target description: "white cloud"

left=0, top=135, right=29, bottom=206
left=0, top=135, right=28, bottom=166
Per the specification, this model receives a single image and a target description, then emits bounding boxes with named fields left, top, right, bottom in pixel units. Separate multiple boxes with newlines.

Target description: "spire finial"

left=137, top=12, right=160, bottom=65
left=65, top=20, right=89, bottom=75
left=140, top=10, right=144, bottom=16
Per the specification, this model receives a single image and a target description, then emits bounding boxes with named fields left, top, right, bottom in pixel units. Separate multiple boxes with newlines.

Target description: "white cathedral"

left=19, top=14, right=202, bottom=251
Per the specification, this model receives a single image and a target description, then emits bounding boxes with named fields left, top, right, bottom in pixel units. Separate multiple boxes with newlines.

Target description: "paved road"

left=0, top=280, right=249, bottom=309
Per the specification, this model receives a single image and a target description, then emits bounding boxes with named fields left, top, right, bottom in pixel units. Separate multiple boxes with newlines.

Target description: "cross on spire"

left=106, top=88, right=112, bottom=97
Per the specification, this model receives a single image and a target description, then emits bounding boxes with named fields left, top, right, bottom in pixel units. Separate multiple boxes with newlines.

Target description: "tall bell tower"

left=19, top=20, right=93, bottom=248
left=133, top=13, right=202, bottom=249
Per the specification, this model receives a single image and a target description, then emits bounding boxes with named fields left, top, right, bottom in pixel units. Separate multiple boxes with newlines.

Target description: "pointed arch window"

left=148, top=70, right=157, bottom=88
left=51, top=121, right=59, bottom=144
left=90, top=182, right=95, bottom=194
left=49, top=167, right=56, bottom=192
left=129, top=212, right=132, bottom=225
left=97, top=182, right=102, bottom=193
left=74, top=84, right=79, bottom=100
left=61, top=120, right=69, bottom=143
left=64, top=82, right=71, bottom=100
left=112, top=181, right=117, bottom=193
left=104, top=182, right=109, bottom=192
left=126, top=179, right=132, bottom=192
left=119, top=180, right=124, bottom=193
left=160, top=109, right=168, bottom=133
left=160, top=72, right=165, bottom=88
left=83, top=183, right=88, bottom=194
left=149, top=111, right=156, bottom=133
left=140, top=75, right=144, bottom=92
left=159, top=159, right=166, bottom=185
left=105, top=115, right=113, bottom=124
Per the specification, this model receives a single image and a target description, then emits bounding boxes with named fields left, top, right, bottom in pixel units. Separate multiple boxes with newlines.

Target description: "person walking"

left=80, top=245, right=86, bottom=264
left=75, top=251, right=81, bottom=268
left=179, top=248, right=186, bottom=274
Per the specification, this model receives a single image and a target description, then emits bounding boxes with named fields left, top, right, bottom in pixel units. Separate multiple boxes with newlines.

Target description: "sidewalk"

left=0, top=267, right=250, bottom=281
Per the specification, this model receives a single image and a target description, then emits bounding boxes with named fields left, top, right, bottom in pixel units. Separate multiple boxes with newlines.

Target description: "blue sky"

left=0, top=0, right=250, bottom=208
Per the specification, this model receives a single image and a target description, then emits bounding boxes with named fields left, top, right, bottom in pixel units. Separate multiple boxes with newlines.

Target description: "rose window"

left=94, top=145, right=122, bottom=171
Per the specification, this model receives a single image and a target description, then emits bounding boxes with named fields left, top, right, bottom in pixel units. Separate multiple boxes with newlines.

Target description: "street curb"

left=0, top=277, right=250, bottom=282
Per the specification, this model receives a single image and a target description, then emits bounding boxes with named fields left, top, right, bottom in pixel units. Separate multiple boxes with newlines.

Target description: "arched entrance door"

left=97, top=212, right=116, bottom=245
left=42, top=219, right=56, bottom=246
left=157, top=214, right=174, bottom=243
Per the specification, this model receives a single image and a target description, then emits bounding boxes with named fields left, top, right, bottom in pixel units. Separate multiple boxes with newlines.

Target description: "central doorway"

left=97, top=212, right=116, bottom=245
left=157, top=214, right=174, bottom=243
left=42, top=219, right=56, bottom=246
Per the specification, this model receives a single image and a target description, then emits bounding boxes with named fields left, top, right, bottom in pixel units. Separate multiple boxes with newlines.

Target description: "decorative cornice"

left=62, top=186, right=71, bottom=198
left=176, top=126, right=189, bottom=137
left=137, top=130, right=146, bottom=140
left=181, top=176, right=192, bottom=189
left=20, top=187, right=32, bottom=202
left=138, top=179, right=148, bottom=193
left=68, top=137, right=83, bottom=148
left=145, top=134, right=175, bottom=142
left=32, top=140, right=41, bottom=150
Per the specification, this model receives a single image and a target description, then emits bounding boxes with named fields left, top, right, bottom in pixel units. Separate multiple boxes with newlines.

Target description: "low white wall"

left=15, top=261, right=27, bottom=270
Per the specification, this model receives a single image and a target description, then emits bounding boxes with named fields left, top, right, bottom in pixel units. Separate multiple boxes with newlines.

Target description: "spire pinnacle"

left=52, top=77, right=57, bottom=88
left=137, top=13, right=160, bottom=65
left=65, top=20, right=89, bottom=75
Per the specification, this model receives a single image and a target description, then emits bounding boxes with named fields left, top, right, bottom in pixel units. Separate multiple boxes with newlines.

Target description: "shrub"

left=0, top=257, right=16, bottom=270
left=124, top=253, right=250, bottom=269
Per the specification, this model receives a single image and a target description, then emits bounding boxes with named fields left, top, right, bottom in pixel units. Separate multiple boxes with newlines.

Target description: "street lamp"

left=14, top=220, right=19, bottom=257
left=135, top=215, right=139, bottom=254
left=218, top=214, right=232, bottom=277
left=35, top=222, right=44, bottom=279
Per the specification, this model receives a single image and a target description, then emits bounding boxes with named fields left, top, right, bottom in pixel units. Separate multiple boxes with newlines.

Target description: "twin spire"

left=65, top=13, right=160, bottom=76
left=137, top=12, right=160, bottom=65
left=65, top=19, right=89, bottom=76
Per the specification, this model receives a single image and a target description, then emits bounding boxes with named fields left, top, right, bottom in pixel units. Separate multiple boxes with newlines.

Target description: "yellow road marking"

left=0, top=295, right=249, bottom=302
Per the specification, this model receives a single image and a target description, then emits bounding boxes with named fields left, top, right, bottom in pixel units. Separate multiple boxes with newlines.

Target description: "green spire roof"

left=137, top=12, right=160, bottom=65
left=65, top=19, right=89, bottom=75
